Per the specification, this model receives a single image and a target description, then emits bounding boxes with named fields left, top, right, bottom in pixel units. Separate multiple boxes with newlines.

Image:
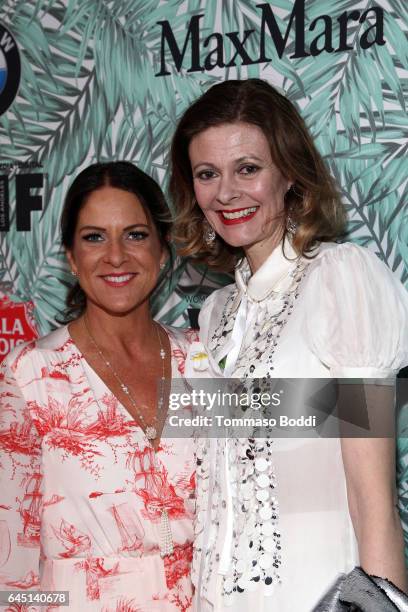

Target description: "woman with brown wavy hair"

left=170, top=79, right=408, bottom=611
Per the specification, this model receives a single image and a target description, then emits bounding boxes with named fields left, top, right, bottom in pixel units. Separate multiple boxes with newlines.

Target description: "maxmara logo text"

left=156, top=1, right=385, bottom=76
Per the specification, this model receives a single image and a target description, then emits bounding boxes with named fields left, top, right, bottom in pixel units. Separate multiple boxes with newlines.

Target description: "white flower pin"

left=190, top=343, right=209, bottom=372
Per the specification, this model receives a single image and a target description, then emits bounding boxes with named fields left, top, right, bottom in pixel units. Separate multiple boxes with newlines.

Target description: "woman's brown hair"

left=170, top=79, right=345, bottom=271
left=60, top=161, right=171, bottom=321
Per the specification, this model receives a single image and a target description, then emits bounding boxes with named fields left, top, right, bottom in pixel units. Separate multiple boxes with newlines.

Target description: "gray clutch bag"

left=312, top=567, right=408, bottom=611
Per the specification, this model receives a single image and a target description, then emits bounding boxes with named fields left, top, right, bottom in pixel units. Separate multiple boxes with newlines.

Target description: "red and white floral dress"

left=0, top=325, right=197, bottom=612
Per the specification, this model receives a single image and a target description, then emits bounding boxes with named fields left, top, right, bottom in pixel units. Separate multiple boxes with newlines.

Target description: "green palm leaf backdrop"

left=0, top=0, right=407, bottom=559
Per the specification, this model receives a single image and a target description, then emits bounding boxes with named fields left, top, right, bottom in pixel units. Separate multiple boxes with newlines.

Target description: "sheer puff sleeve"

left=304, top=243, right=408, bottom=378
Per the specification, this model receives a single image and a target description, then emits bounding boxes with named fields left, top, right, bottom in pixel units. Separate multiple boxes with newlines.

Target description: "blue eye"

left=83, top=233, right=103, bottom=242
left=128, top=230, right=149, bottom=240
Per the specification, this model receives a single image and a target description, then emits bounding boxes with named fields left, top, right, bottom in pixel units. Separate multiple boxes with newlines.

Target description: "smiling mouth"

left=101, top=273, right=136, bottom=286
left=217, top=207, right=258, bottom=225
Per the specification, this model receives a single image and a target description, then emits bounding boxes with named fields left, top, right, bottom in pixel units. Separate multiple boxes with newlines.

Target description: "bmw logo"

left=0, top=23, right=20, bottom=116
left=0, top=48, right=7, bottom=95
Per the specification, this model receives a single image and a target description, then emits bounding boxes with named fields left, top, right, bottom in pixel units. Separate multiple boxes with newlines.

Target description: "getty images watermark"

left=167, top=387, right=313, bottom=428
left=158, top=378, right=405, bottom=438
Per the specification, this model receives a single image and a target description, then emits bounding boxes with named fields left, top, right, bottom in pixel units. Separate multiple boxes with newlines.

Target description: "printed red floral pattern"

left=0, top=325, right=197, bottom=611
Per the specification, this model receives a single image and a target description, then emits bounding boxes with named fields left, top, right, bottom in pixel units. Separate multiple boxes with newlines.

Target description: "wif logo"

left=0, top=23, right=20, bottom=116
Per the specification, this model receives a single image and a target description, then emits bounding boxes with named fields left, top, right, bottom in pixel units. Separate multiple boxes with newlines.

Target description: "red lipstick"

left=217, top=207, right=258, bottom=225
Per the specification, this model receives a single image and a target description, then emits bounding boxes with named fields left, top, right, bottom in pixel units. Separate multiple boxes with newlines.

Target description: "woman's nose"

left=104, top=239, right=128, bottom=266
left=216, top=173, right=240, bottom=205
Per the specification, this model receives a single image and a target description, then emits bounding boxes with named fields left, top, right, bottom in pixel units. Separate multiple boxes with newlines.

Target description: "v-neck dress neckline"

left=1, top=324, right=197, bottom=611
left=64, top=324, right=175, bottom=452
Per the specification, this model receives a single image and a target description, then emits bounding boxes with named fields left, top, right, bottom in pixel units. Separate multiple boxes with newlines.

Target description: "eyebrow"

left=192, top=155, right=265, bottom=171
left=79, top=223, right=150, bottom=232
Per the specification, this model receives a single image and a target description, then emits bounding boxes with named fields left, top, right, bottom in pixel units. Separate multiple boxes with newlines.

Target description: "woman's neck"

left=244, top=229, right=283, bottom=273
left=71, top=302, right=157, bottom=356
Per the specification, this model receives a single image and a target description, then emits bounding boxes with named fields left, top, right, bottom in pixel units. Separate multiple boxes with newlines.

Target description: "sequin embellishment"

left=193, top=255, right=310, bottom=604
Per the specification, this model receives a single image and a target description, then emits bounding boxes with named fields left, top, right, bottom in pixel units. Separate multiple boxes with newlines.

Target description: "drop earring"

left=285, top=184, right=300, bottom=235
left=286, top=214, right=298, bottom=235
left=203, top=220, right=216, bottom=246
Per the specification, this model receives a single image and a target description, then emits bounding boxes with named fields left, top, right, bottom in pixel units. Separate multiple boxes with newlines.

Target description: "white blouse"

left=190, top=241, right=408, bottom=611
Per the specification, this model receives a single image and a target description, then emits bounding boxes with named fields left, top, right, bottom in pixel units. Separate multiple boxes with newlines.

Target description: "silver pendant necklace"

left=83, top=315, right=166, bottom=442
left=82, top=316, right=174, bottom=558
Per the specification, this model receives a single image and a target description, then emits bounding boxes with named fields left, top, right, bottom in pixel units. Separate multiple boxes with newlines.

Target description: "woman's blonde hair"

left=170, top=79, right=345, bottom=271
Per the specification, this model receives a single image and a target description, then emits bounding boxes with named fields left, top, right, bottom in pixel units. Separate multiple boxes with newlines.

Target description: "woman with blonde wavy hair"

left=170, top=79, right=408, bottom=611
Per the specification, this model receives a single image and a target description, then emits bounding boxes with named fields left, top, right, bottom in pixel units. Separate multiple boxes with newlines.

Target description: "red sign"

left=0, top=295, right=38, bottom=361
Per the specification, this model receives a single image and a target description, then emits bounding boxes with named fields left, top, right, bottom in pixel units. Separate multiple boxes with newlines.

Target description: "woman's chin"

left=219, top=233, right=261, bottom=249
